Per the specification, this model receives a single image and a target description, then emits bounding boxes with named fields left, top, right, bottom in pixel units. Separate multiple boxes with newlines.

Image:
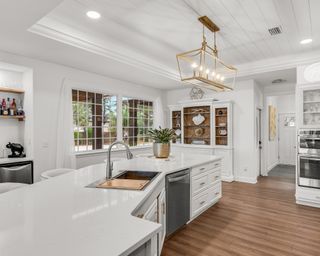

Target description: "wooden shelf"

left=0, top=115, right=25, bottom=121
left=0, top=87, right=24, bottom=94
left=184, top=112, right=210, bottom=115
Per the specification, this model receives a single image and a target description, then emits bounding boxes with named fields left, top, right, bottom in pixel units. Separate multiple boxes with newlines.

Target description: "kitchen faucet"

left=106, top=141, right=133, bottom=179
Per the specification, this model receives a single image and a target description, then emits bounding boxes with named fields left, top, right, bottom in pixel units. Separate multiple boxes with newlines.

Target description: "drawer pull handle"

left=200, top=182, right=206, bottom=186
left=214, top=163, right=219, bottom=167
left=215, top=192, right=219, bottom=196
left=215, top=176, right=219, bottom=179
left=200, top=200, right=206, bottom=205
left=137, top=214, right=144, bottom=218
left=200, top=167, right=205, bottom=171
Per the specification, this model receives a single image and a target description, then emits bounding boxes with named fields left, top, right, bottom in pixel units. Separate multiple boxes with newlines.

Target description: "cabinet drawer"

left=192, top=173, right=209, bottom=195
left=192, top=161, right=221, bottom=177
left=208, top=183, right=221, bottom=204
left=191, top=189, right=209, bottom=217
left=208, top=170, right=221, bottom=185
left=191, top=183, right=221, bottom=218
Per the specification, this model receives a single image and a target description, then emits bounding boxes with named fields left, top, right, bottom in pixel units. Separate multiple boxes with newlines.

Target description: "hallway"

left=268, top=164, right=295, bottom=180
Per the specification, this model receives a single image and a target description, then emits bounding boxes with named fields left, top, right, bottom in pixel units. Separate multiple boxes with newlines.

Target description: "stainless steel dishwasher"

left=166, top=169, right=190, bottom=236
left=0, top=161, right=33, bottom=184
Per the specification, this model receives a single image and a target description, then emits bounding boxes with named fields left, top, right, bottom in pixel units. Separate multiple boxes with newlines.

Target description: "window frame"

left=72, top=88, right=155, bottom=155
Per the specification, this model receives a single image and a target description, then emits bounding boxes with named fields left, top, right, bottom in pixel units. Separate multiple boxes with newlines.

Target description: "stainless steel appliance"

left=298, top=129, right=320, bottom=188
left=166, top=169, right=190, bottom=236
left=0, top=161, right=33, bottom=184
left=298, top=129, right=320, bottom=155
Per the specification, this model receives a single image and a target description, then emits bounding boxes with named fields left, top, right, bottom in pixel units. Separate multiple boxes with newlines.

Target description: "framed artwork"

left=269, top=105, right=276, bottom=141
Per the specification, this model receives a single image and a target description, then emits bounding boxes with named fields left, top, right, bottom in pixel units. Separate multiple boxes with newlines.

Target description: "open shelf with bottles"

left=0, top=87, right=25, bottom=121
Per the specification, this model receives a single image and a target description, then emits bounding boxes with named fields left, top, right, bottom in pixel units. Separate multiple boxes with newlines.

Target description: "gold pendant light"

left=176, top=16, right=237, bottom=91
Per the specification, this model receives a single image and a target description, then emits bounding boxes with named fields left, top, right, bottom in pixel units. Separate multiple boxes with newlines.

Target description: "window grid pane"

left=72, top=90, right=117, bottom=152
left=122, top=97, right=154, bottom=147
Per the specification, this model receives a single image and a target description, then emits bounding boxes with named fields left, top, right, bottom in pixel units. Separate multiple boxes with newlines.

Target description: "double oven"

left=298, top=129, right=320, bottom=189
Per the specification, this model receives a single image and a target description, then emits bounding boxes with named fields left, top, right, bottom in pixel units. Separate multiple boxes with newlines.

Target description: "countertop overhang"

left=0, top=153, right=221, bottom=256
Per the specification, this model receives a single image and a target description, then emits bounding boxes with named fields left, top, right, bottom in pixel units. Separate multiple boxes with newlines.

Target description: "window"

left=122, top=97, right=154, bottom=147
left=72, top=90, right=117, bottom=152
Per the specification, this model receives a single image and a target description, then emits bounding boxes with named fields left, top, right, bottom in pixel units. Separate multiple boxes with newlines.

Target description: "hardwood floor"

left=162, top=176, right=320, bottom=256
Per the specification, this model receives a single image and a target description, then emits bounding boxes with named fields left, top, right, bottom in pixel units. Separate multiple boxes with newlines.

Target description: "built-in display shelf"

left=0, top=115, right=25, bottom=121
left=0, top=87, right=24, bottom=94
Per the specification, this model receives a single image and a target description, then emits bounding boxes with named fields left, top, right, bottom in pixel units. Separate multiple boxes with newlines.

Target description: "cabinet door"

left=143, top=199, right=158, bottom=256
left=158, top=188, right=166, bottom=252
left=298, top=85, right=320, bottom=128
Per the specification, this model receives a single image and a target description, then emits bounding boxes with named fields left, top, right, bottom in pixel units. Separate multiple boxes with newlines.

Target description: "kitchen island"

left=0, top=153, right=221, bottom=256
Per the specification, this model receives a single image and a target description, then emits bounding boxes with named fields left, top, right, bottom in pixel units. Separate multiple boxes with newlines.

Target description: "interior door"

left=278, top=113, right=296, bottom=165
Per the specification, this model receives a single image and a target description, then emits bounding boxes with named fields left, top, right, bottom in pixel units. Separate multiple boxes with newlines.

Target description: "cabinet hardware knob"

left=215, top=176, right=219, bottom=179
left=200, top=200, right=206, bottom=205
left=200, top=182, right=205, bottom=186
left=200, top=167, right=205, bottom=171
left=215, top=192, right=219, bottom=196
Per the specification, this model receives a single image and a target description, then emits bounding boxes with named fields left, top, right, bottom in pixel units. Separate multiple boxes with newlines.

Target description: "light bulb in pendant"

left=205, top=69, right=210, bottom=74
left=216, top=74, right=221, bottom=79
left=191, top=62, right=198, bottom=68
left=221, top=76, right=225, bottom=81
left=199, top=66, right=203, bottom=71
left=211, top=71, right=216, bottom=77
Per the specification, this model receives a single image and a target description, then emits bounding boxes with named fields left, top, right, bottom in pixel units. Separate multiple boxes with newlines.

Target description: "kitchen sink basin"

left=87, top=171, right=160, bottom=191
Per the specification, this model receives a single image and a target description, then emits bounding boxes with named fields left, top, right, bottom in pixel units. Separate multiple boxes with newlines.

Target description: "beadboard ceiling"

left=0, top=0, right=319, bottom=89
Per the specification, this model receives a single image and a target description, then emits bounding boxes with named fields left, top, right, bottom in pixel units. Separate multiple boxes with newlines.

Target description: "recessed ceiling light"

left=86, top=11, right=101, bottom=20
left=300, top=38, right=313, bottom=45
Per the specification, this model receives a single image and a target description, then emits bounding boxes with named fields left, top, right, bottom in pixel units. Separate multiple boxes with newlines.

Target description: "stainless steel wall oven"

left=298, top=129, right=320, bottom=189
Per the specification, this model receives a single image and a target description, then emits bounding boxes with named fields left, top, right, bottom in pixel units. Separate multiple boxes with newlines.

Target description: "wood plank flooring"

left=161, top=176, right=320, bottom=256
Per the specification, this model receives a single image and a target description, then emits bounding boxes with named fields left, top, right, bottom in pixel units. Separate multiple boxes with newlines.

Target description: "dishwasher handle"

left=1, top=165, right=30, bottom=171
left=168, top=174, right=189, bottom=183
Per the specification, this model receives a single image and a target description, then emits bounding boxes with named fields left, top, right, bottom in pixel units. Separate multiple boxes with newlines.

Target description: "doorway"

left=256, top=108, right=262, bottom=175
left=278, top=113, right=296, bottom=165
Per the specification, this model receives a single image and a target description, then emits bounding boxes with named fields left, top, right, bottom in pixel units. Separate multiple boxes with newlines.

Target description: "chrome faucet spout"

left=106, top=141, right=133, bottom=179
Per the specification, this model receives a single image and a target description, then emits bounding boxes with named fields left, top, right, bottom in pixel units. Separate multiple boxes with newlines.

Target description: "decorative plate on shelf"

left=194, top=128, right=203, bottom=136
left=175, top=129, right=181, bottom=136
left=192, top=114, right=205, bottom=125
left=219, top=129, right=227, bottom=136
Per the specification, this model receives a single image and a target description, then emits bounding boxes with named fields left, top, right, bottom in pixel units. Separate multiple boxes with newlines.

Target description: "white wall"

left=0, top=50, right=166, bottom=181
left=166, top=80, right=259, bottom=183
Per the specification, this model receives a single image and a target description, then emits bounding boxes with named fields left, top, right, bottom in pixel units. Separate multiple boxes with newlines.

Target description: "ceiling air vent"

left=268, top=26, right=282, bottom=36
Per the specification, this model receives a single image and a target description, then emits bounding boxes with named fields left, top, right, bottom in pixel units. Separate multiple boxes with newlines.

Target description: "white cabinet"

left=168, top=100, right=234, bottom=182
left=143, top=199, right=158, bottom=256
left=190, top=160, right=222, bottom=219
left=297, top=84, right=320, bottom=128
left=157, top=188, right=166, bottom=252
left=214, top=148, right=234, bottom=182
left=134, top=186, right=166, bottom=256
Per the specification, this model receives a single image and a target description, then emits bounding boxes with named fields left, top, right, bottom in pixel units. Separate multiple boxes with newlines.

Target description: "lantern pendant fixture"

left=176, top=16, right=237, bottom=91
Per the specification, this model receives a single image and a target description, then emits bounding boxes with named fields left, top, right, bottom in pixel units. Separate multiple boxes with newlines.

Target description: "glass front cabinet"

left=298, top=85, right=320, bottom=128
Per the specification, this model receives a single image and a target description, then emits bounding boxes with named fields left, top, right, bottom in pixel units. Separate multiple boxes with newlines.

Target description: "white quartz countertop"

left=0, top=153, right=221, bottom=256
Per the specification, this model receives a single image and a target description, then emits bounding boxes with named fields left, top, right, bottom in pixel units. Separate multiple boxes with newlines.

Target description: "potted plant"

left=148, top=127, right=175, bottom=158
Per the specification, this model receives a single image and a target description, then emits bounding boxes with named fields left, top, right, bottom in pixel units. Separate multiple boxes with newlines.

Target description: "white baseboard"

left=222, top=175, right=234, bottom=182
left=296, top=199, right=320, bottom=208
left=234, top=176, right=257, bottom=184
